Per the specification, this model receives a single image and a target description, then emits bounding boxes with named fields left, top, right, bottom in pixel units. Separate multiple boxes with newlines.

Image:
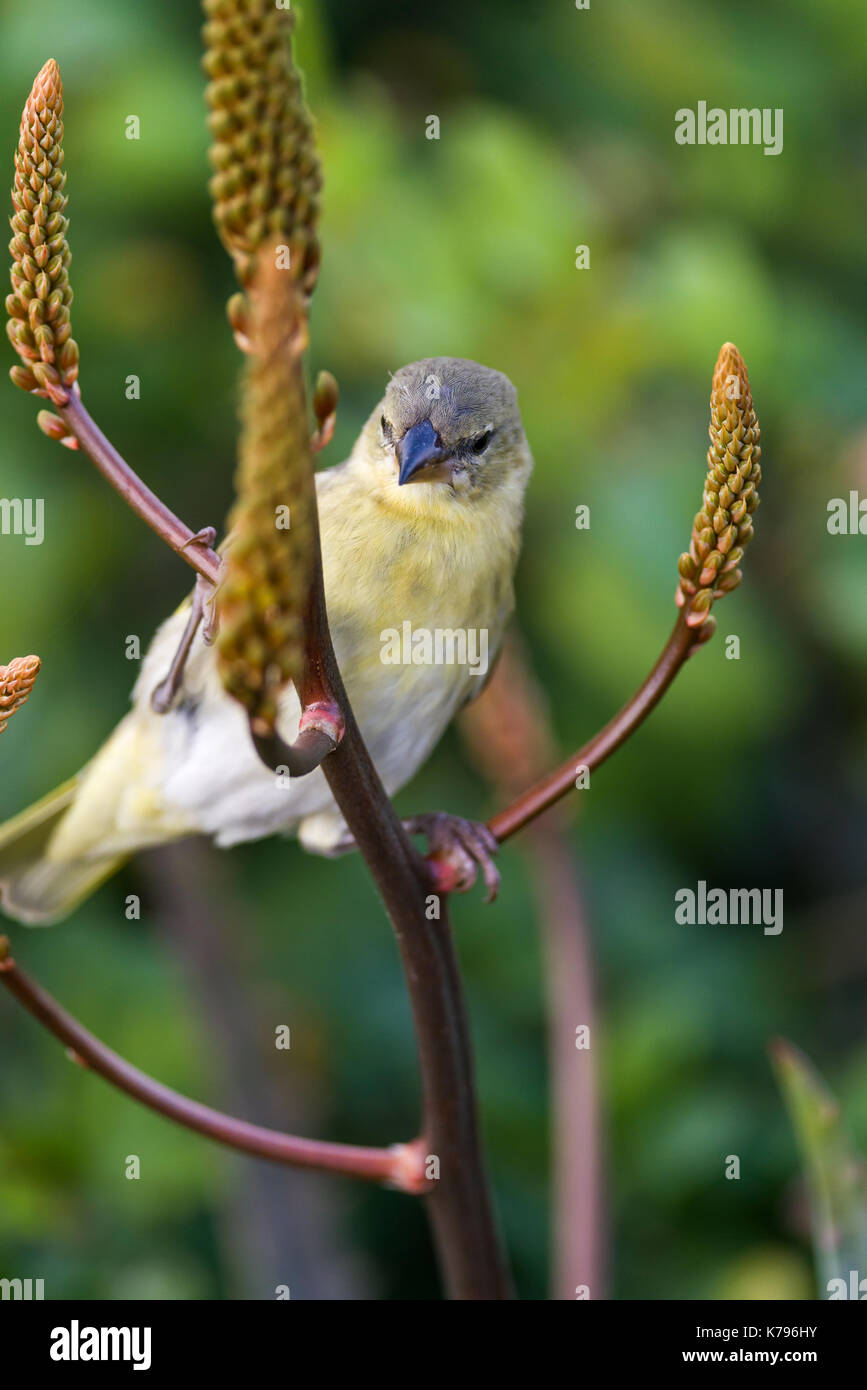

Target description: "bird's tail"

left=0, top=779, right=127, bottom=925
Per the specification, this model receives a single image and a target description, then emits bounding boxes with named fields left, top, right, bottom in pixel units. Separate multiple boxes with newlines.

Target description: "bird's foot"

left=151, top=574, right=216, bottom=714
left=403, top=812, right=501, bottom=903
left=180, top=525, right=217, bottom=556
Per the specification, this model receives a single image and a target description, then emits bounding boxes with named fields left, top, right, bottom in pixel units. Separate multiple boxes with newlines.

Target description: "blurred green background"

left=1, top=0, right=866, bottom=1300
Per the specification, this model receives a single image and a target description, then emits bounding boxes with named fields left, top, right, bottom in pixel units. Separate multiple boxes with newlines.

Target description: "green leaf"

left=771, top=1038, right=867, bottom=1294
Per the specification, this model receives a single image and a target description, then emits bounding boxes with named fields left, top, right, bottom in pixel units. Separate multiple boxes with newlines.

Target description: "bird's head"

left=353, top=357, right=533, bottom=523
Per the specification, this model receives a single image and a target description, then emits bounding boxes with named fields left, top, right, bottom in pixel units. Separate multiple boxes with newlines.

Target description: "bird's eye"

left=381, top=415, right=394, bottom=442
left=471, top=429, right=493, bottom=455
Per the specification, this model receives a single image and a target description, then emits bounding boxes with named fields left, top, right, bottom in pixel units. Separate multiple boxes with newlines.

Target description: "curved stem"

left=228, top=265, right=512, bottom=1293
left=58, top=392, right=222, bottom=585
left=0, top=939, right=423, bottom=1191
left=58, top=389, right=348, bottom=778
left=488, top=615, right=697, bottom=844
left=273, top=441, right=513, bottom=1298
left=252, top=726, right=338, bottom=778
left=252, top=700, right=345, bottom=780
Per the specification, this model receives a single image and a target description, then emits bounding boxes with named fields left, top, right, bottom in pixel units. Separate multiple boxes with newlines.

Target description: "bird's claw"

left=151, top=573, right=215, bottom=713
left=182, top=525, right=217, bottom=553
left=404, top=812, right=501, bottom=903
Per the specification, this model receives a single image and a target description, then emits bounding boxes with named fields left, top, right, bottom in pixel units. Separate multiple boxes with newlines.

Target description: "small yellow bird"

left=0, top=357, right=533, bottom=923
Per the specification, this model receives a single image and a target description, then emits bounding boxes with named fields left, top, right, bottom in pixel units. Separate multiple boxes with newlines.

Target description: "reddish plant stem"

left=0, top=940, right=421, bottom=1190
left=58, top=392, right=222, bottom=585
left=310, top=412, right=336, bottom=455
left=257, top=463, right=513, bottom=1298
left=488, top=616, right=697, bottom=844
left=250, top=535, right=346, bottom=778
left=59, top=389, right=345, bottom=779
left=322, top=737, right=513, bottom=1298
left=252, top=725, right=338, bottom=778
left=529, top=827, right=605, bottom=1299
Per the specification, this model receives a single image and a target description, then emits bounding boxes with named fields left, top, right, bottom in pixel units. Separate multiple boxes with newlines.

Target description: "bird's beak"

left=395, top=419, right=449, bottom=485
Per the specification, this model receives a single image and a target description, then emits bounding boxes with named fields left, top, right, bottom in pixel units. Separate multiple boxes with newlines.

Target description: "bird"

left=0, top=357, right=533, bottom=924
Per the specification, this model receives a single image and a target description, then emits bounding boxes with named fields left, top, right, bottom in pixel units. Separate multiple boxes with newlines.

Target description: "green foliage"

left=772, top=1040, right=867, bottom=1296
